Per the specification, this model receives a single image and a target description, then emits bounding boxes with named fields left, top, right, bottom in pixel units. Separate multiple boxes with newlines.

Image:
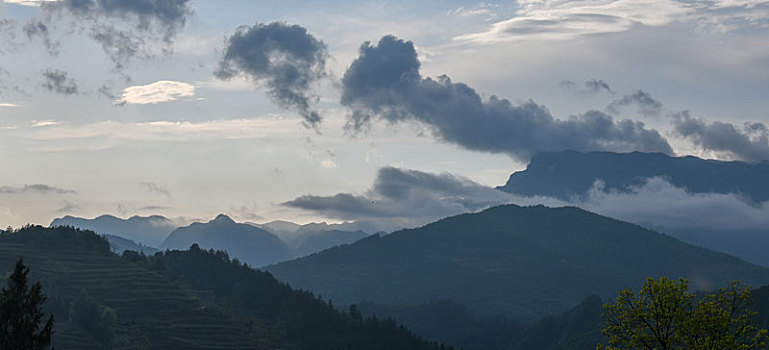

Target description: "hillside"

left=498, top=150, right=769, bottom=201
left=0, top=225, right=450, bottom=350
left=103, top=234, right=159, bottom=255
left=359, top=295, right=602, bottom=350
left=50, top=214, right=177, bottom=247
left=268, top=204, right=769, bottom=322
left=161, top=214, right=293, bottom=267
left=292, top=229, right=369, bottom=257
left=0, top=225, right=252, bottom=349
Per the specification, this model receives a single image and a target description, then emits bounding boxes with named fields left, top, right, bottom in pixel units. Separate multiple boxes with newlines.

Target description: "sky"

left=1, top=0, right=768, bottom=230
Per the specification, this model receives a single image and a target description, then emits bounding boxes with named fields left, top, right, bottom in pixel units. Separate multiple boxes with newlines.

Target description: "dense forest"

left=0, top=225, right=450, bottom=350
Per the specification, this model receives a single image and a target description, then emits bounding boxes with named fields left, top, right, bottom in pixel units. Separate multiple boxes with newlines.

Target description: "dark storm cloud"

left=607, top=90, right=663, bottom=117
left=215, top=22, right=329, bottom=129
left=41, top=69, right=79, bottom=95
left=341, top=35, right=672, bottom=160
left=140, top=181, right=171, bottom=198
left=283, top=166, right=537, bottom=222
left=0, top=184, right=77, bottom=195
left=673, top=111, right=769, bottom=162
left=32, top=0, right=192, bottom=69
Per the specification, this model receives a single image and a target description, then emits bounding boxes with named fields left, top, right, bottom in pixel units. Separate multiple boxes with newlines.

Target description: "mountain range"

left=498, top=150, right=769, bottom=201
left=50, top=214, right=373, bottom=263
left=495, top=150, right=769, bottom=267
left=160, top=214, right=294, bottom=267
left=268, top=204, right=769, bottom=322
left=50, top=214, right=177, bottom=247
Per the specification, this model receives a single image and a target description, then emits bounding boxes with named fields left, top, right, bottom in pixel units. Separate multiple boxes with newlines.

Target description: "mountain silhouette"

left=50, top=214, right=177, bottom=247
left=498, top=150, right=769, bottom=201
left=268, top=204, right=769, bottom=322
left=161, top=214, right=293, bottom=267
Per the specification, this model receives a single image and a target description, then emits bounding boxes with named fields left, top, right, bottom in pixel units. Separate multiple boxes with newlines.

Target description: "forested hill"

left=0, top=225, right=451, bottom=350
left=268, top=204, right=769, bottom=322
left=497, top=150, right=769, bottom=201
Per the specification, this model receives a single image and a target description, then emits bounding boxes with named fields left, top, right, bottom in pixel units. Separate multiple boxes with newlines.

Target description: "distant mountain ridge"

left=496, top=150, right=769, bottom=267
left=50, top=214, right=177, bottom=247
left=252, top=220, right=372, bottom=258
left=161, top=214, right=293, bottom=267
left=498, top=150, right=769, bottom=201
left=269, top=204, right=769, bottom=322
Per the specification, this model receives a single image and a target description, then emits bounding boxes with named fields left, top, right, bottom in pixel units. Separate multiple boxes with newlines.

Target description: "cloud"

left=607, top=90, right=663, bottom=117
left=55, top=199, right=80, bottom=213
left=23, top=18, right=58, bottom=55
left=3, top=0, right=56, bottom=6
left=41, top=69, right=78, bottom=95
left=284, top=166, right=769, bottom=241
left=283, top=166, right=561, bottom=230
left=0, top=103, right=20, bottom=107
left=31, top=0, right=192, bottom=68
left=672, top=111, right=769, bottom=162
left=0, top=19, right=18, bottom=53
left=341, top=35, right=672, bottom=161
left=31, top=120, right=61, bottom=127
left=584, top=79, right=614, bottom=95
left=0, top=184, right=76, bottom=195
left=118, top=80, right=194, bottom=105
left=139, top=181, right=171, bottom=198
left=577, top=177, right=769, bottom=232
left=560, top=78, right=615, bottom=97
left=453, top=0, right=768, bottom=43
left=215, top=22, right=329, bottom=129
left=15, top=117, right=298, bottom=151
left=455, top=0, right=689, bottom=43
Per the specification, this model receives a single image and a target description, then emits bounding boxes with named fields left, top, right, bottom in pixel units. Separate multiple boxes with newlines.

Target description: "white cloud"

left=576, top=177, right=769, bottom=231
left=118, top=80, right=195, bottom=105
left=31, top=120, right=61, bottom=127
left=0, top=103, right=20, bottom=108
left=2, top=0, right=56, bottom=6
left=11, top=117, right=300, bottom=152
left=455, top=0, right=768, bottom=43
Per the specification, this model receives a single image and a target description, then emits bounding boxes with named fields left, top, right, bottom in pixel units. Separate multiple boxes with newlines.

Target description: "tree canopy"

left=600, top=277, right=768, bottom=350
left=0, top=257, right=54, bottom=350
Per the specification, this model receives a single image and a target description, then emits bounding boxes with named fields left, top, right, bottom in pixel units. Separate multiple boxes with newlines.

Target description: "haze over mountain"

left=50, top=214, right=178, bottom=247
left=495, top=150, right=769, bottom=266
left=102, top=234, right=159, bottom=255
left=251, top=220, right=372, bottom=257
left=292, top=229, right=369, bottom=258
left=498, top=150, right=769, bottom=201
left=269, top=204, right=769, bottom=322
left=161, top=214, right=293, bottom=267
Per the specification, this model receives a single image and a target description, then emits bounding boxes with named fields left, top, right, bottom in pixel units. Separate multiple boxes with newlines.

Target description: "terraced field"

left=0, top=227, right=253, bottom=349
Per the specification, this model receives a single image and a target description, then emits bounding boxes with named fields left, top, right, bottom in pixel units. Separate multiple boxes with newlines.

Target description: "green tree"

left=0, top=257, right=54, bottom=350
left=599, top=277, right=768, bottom=350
